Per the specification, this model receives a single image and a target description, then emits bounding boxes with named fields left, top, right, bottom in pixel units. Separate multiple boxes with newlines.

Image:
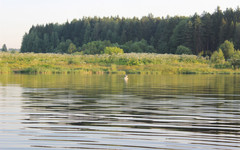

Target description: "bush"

left=175, top=45, right=192, bottom=55
left=210, top=49, right=225, bottom=65
left=81, top=40, right=112, bottom=54
left=67, top=43, right=77, bottom=54
left=121, top=39, right=155, bottom=53
left=219, top=40, right=235, bottom=60
left=104, top=47, right=124, bottom=55
left=55, top=39, right=72, bottom=53
left=230, top=50, right=240, bottom=69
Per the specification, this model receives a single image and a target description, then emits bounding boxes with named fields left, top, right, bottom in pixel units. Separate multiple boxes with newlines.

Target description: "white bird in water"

left=124, top=75, right=128, bottom=81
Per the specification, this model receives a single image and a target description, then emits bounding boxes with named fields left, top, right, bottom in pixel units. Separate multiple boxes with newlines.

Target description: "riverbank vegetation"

left=0, top=52, right=240, bottom=75
left=2, top=7, right=240, bottom=75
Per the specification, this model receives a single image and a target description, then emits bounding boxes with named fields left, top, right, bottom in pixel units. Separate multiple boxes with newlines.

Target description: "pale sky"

left=0, top=0, right=239, bottom=49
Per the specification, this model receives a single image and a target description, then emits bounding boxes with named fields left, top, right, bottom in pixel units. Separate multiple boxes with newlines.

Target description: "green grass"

left=0, top=52, right=239, bottom=74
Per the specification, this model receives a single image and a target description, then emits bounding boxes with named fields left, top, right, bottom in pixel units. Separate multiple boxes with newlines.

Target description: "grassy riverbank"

left=0, top=52, right=239, bottom=74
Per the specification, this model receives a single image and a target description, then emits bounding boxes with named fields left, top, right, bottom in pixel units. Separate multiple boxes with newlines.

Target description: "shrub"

left=55, top=39, right=72, bottom=53
left=219, top=40, right=235, bottom=60
left=210, top=49, right=225, bottom=65
left=67, top=43, right=77, bottom=54
left=81, top=40, right=112, bottom=54
left=230, top=50, right=240, bottom=69
left=175, top=45, right=192, bottom=55
left=104, top=47, right=124, bottom=55
left=121, top=39, right=155, bottom=53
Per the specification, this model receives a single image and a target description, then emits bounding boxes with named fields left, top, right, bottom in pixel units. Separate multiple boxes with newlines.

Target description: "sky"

left=0, top=0, right=239, bottom=49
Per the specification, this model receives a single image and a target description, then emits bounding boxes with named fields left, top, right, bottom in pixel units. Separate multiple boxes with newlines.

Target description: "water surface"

left=0, top=74, right=240, bottom=150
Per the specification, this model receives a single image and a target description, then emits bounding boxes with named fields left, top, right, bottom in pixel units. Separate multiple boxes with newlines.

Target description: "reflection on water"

left=0, top=74, right=240, bottom=150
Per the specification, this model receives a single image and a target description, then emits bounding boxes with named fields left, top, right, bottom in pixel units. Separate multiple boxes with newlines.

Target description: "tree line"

left=1, top=44, right=8, bottom=52
left=21, top=7, right=240, bottom=55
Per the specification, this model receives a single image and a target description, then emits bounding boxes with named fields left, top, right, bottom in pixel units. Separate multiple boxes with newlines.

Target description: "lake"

left=0, top=74, right=240, bottom=150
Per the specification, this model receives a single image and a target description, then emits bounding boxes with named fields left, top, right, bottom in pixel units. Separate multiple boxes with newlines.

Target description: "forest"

left=21, top=7, right=240, bottom=55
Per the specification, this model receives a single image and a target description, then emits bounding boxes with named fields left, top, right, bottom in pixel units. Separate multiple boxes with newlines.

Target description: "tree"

left=20, top=33, right=29, bottom=53
left=51, top=32, right=60, bottom=50
left=67, top=43, right=77, bottom=54
left=219, top=18, right=227, bottom=44
left=20, top=7, right=240, bottom=54
left=55, top=39, right=72, bottom=53
left=43, top=33, right=50, bottom=53
left=169, top=19, right=188, bottom=51
left=2, top=44, right=7, bottom=52
left=81, top=40, right=112, bottom=54
left=201, top=12, right=213, bottom=52
left=175, top=45, right=192, bottom=55
left=234, top=23, right=240, bottom=50
left=121, top=39, right=155, bottom=53
left=184, top=20, right=194, bottom=49
left=210, top=49, right=225, bottom=64
left=219, top=40, right=235, bottom=60
left=192, top=14, right=203, bottom=53
left=212, top=6, right=223, bottom=49
left=230, top=50, right=240, bottom=69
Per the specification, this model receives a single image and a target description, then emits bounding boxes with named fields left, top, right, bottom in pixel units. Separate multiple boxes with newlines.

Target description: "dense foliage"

left=21, top=7, right=240, bottom=54
left=104, top=47, right=124, bottom=55
left=210, top=49, right=225, bottom=64
left=175, top=45, right=192, bottom=55
left=219, top=40, right=235, bottom=59
left=230, top=50, right=240, bottom=69
left=81, top=40, right=112, bottom=54
left=2, top=52, right=238, bottom=74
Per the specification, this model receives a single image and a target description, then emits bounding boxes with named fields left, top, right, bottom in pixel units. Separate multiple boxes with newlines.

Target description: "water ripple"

left=1, top=74, right=240, bottom=149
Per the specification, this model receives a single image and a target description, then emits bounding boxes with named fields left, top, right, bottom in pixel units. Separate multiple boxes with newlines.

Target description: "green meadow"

left=0, top=52, right=239, bottom=75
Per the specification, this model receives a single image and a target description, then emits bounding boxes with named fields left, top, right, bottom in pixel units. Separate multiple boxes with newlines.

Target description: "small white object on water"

left=124, top=75, right=128, bottom=81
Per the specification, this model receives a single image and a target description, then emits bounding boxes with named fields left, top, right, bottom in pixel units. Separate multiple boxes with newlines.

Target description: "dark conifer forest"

left=21, top=7, right=240, bottom=55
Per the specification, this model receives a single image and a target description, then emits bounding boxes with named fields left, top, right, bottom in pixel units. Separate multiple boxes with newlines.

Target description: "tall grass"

left=0, top=52, right=239, bottom=74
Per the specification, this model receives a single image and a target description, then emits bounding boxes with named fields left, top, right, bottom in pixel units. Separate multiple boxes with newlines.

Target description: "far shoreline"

left=0, top=52, right=239, bottom=75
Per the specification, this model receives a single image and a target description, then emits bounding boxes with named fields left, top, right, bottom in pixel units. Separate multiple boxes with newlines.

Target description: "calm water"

left=0, top=74, right=240, bottom=150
